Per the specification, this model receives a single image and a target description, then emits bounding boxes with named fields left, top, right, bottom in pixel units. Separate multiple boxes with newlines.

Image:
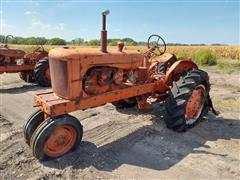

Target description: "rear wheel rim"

left=185, top=85, right=206, bottom=124
left=43, top=125, right=77, bottom=157
left=44, top=67, right=50, bottom=81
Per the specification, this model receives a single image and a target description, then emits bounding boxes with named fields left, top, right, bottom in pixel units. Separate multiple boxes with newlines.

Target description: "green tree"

left=138, top=41, right=147, bottom=46
left=48, top=38, right=66, bottom=45
left=88, top=39, right=100, bottom=46
left=9, top=36, right=24, bottom=44
left=24, top=37, right=47, bottom=45
left=122, top=38, right=137, bottom=46
left=73, top=38, right=84, bottom=45
left=0, top=35, right=5, bottom=43
left=108, top=38, right=121, bottom=46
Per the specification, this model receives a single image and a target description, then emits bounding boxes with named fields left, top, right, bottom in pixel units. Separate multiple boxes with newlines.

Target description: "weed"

left=192, top=49, right=217, bottom=65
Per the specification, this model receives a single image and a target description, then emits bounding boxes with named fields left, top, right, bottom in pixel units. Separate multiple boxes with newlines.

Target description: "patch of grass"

left=199, top=62, right=240, bottom=73
left=9, top=45, right=52, bottom=52
left=175, top=50, right=190, bottom=59
left=213, top=98, right=240, bottom=111
left=216, top=62, right=240, bottom=73
left=192, top=49, right=217, bottom=65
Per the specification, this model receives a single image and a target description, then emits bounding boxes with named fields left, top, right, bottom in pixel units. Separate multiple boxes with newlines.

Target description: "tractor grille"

left=49, top=59, right=68, bottom=98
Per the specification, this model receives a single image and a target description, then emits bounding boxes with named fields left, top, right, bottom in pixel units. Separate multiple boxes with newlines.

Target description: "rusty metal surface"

left=49, top=48, right=143, bottom=69
left=150, top=53, right=175, bottom=63
left=49, top=47, right=142, bottom=60
left=101, top=10, right=109, bottom=52
left=43, top=44, right=196, bottom=117
left=0, top=64, right=35, bottom=74
left=35, top=81, right=162, bottom=117
left=0, top=48, right=48, bottom=74
left=24, top=50, right=48, bottom=64
left=117, top=42, right=124, bottom=52
left=49, top=47, right=144, bottom=100
left=0, top=47, right=25, bottom=58
left=165, top=59, right=198, bottom=85
left=101, top=31, right=107, bottom=53
left=49, top=59, right=68, bottom=98
left=38, top=47, right=197, bottom=119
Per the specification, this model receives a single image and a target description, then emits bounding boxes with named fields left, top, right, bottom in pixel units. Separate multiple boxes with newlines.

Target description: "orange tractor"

left=24, top=10, right=216, bottom=160
left=0, top=35, right=51, bottom=87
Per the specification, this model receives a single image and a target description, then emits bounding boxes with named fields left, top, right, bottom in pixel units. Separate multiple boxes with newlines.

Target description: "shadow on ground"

left=43, top=109, right=240, bottom=172
left=0, top=84, right=50, bottom=94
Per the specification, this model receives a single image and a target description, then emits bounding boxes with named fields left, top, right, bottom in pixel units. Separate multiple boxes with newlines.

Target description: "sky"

left=0, top=0, right=239, bottom=44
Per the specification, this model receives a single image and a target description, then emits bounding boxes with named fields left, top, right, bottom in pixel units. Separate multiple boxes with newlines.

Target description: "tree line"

left=0, top=35, right=139, bottom=46
left=0, top=35, right=221, bottom=46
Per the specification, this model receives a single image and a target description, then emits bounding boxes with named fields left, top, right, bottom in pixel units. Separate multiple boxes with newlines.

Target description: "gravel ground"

left=0, top=72, right=239, bottom=180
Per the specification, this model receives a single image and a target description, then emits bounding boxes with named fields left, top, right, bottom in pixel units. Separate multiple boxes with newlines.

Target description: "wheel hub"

left=185, top=85, right=206, bottom=124
left=44, top=68, right=50, bottom=81
left=44, top=125, right=77, bottom=157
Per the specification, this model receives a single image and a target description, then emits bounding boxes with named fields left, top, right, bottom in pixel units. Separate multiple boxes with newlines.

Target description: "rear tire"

left=30, top=114, right=83, bottom=161
left=34, top=58, right=51, bottom=87
left=164, top=69, right=210, bottom=132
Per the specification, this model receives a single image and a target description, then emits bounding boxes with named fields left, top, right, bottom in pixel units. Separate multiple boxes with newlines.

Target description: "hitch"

left=206, top=95, right=219, bottom=115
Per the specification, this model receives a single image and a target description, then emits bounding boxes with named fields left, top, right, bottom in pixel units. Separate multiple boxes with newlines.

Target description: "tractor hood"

left=48, top=47, right=145, bottom=99
left=49, top=47, right=143, bottom=61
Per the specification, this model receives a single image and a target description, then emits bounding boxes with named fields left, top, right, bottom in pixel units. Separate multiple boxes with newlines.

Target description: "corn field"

left=9, top=44, right=240, bottom=61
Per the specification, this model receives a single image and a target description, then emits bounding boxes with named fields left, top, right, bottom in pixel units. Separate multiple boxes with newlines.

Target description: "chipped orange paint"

left=185, top=85, right=205, bottom=120
left=33, top=46, right=197, bottom=118
left=165, top=59, right=198, bottom=85
left=0, top=64, right=35, bottom=73
left=43, top=125, right=77, bottom=157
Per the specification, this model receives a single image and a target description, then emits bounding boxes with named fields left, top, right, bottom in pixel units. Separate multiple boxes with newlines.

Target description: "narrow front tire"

left=30, top=115, right=83, bottom=161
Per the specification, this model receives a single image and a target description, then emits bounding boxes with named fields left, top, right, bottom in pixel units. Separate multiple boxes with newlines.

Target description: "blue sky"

left=0, top=0, right=239, bottom=44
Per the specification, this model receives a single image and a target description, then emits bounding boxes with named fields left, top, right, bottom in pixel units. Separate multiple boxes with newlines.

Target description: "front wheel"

left=30, top=114, right=83, bottom=160
left=24, top=109, right=44, bottom=146
left=164, top=69, right=210, bottom=132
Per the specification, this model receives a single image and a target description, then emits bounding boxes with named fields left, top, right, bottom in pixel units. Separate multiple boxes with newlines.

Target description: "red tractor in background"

left=0, top=35, right=51, bottom=87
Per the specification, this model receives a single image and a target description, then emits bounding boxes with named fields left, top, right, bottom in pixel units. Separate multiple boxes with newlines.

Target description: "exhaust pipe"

left=101, top=10, right=110, bottom=53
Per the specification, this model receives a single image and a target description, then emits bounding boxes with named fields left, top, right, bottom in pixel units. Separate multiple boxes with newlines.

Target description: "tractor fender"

left=165, top=59, right=198, bottom=85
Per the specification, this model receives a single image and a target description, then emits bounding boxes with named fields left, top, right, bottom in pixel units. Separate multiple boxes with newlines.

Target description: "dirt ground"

left=0, top=72, right=239, bottom=180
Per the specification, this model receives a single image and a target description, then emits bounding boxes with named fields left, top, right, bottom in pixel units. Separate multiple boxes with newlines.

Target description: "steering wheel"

left=147, top=34, right=166, bottom=56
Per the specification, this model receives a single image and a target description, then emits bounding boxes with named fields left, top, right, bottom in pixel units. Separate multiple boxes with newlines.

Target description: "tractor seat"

left=0, top=47, right=25, bottom=58
left=150, top=53, right=177, bottom=63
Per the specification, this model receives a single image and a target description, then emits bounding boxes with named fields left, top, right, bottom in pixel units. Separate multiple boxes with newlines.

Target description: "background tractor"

left=24, top=10, right=215, bottom=160
left=0, top=35, right=51, bottom=87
